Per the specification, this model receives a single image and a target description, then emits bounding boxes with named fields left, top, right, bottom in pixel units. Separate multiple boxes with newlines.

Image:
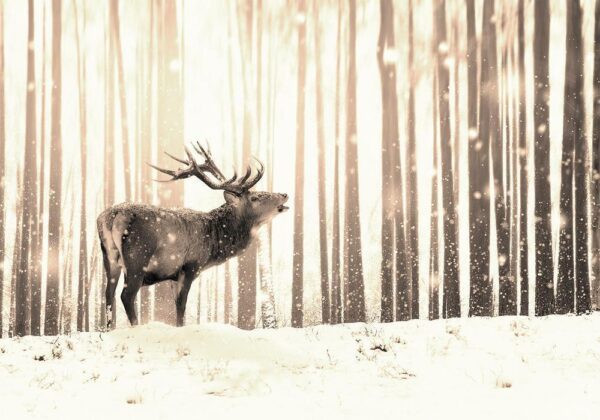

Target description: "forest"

left=0, top=0, right=599, bottom=338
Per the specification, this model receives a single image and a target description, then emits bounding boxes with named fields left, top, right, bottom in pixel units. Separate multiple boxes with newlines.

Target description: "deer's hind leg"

left=100, top=242, right=121, bottom=330
left=121, top=272, right=142, bottom=326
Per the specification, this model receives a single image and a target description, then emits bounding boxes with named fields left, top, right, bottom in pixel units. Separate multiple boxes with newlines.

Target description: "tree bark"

left=344, top=0, right=366, bottom=323
left=154, top=0, right=183, bottom=325
left=74, top=0, right=89, bottom=332
left=468, top=0, right=491, bottom=317
left=314, top=0, right=330, bottom=325
left=570, top=0, right=591, bottom=314
left=291, top=0, right=306, bottom=328
left=591, top=0, right=600, bottom=311
left=16, top=0, right=37, bottom=337
left=331, top=1, right=343, bottom=325
left=0, top=0, right=4, bottom=336
left=237, top=0, right=257, bottom=330
left=533, top=0, right=555, bottom=316
left=406, top=0, right=419, bottom=320
left=435, top=0, right=460, bottom=318
left=430, top=66, right=440, bottom=321
left=518, top=0, right=529, bottom=315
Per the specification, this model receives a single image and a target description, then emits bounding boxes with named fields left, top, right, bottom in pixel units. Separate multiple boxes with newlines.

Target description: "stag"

left=97, top=142, right=288, bottom=328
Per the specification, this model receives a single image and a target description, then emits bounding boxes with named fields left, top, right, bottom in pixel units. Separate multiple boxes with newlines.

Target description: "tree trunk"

left=435, top=0, right=460, bottom=318
left=237, top=0, right=257, bottom=330
left=74, top=0, right=89, bottom=332
left=15, top=0, right=37, bottom=337
left=533, top=0, right=555, bottom=316
left=344, top=0, right=366, bottom=323
left=314, top=0, right=330, bottom=324
left=139, top=1, right=154, bottom=324
left=406, top=0, right=419, bottom=320
left=430, top=65, right=440, bottom=321
left=330, top=1, right=343, bottom=325
left=468, top=0, right=490, bottom=317
left=9, top=171, right=23, bottom=337
left=0, top=0, right=4, bottom=336
left=377, top=0, right=394, bottom=323
left=291, top=0, right=306, bottom=328
left=102, top=0, right=115, bottom=329
left=556, top=0, right=579, bottom=314
left=154, top=0, right=183, bottom=325
left=570, top=1, right=591, bottom=314
left=592, top=0, right=600, bottom=311
left=518, top=0, right=529, bottom=315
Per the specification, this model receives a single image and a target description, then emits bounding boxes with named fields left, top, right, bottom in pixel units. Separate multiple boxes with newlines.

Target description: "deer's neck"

left=203, top=204, right=255, bottom=265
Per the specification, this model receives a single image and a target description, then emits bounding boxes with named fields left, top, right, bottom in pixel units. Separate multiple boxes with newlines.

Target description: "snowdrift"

left=1, top=315, right=600, bottom=419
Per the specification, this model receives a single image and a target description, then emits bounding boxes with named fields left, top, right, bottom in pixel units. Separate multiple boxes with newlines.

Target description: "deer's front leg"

left=175, top=267, right=196, bottom=327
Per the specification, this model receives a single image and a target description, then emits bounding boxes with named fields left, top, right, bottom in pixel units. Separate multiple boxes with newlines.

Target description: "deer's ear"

left=224, top=191, right=240, bottom=206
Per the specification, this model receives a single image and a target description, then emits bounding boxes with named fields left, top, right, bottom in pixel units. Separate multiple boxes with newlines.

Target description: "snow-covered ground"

left=1, top=315, right=600, bottom=420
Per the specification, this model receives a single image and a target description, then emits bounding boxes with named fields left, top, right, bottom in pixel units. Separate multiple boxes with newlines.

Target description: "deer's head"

left=150, top=141, right=289, bottom=226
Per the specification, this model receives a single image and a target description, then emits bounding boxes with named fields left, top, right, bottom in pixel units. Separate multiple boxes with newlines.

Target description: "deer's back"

left=98, top=203, right=210, bottom=280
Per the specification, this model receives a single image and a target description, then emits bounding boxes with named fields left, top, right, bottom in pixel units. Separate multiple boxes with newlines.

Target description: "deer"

left=97, top=142, right=289, bottom=328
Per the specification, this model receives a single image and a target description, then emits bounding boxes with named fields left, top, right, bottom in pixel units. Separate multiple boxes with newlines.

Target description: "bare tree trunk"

left=16, top=0, right=37, bottom=337
left=435, top=0, right=460, bottom=318
left=154, top=0, right=183, bottom=325
left=102, top=0, right=115, bottom=329
left=314, top=0, right=330, bottom=324
left=74, top=0, right=89, bottom=331
left=468, top=0, right=490, bottom=316
left=406, top=0, right=419, bottom=320
left=430, top=67, right=440, bottom=320
left=9, top=171, right=23, bottom=337
left=592, top=0, right=600, bottom=311
left=570, top=1, right=590, bottom=314
left=139, top=1, right=154, bottom=324
left=330, top=1, right=343, bottom=325
left=224, top=260, right=232, bottom=324
left=291, top=0, right=307, bottom=328
left=518, top=0, right=529, bottom=315
left=111, top=0, right=131, bottom=201
left=237, top=0, right=257, bottom=330
left=0, top=0, right=6, bottom=336
left=344, top=0, right=365, bottom=323
left=377, top=0, right=403, bottom=322
left=533, top=0, right=555, bottom=316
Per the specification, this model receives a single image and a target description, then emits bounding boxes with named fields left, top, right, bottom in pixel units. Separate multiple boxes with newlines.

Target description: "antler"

left=149, top=141, right=264, bottom=196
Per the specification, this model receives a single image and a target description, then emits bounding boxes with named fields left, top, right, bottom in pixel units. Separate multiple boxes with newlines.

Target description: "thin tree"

left=102, top=0, right=115, bottom=329
left=237, top=0, right=258, bottom=330
left=291, top=0, right=307, bottom=328
left=154, top=0, right=183, bottom=325
left=74, top=0, right=89, bottom=331
left=139, top=1, right=154, bottom=324
left=314, top=0, right=330, bottom=324
left=430, top=67, right=440, bottom=321
left=518, top=0, right=529, bottom=315
left=0, top=0, right=5, bottom=336
left=593, top=0, right=600, bottom=311
left=533, top=0, right=554, bottom=316
left=406, top=0, right=419, bottom=320
left=9, top=170, right=23, bottom=337
left=377, top=0, right=395, bottom=323
left=435, top=0, right=460, bottom=318
left=570, top=0, right=591, bottom=314
left=491, top=0, right=514, bottom=316
left=344, top=0, right=366, bottom=323
left=331, top=0, right=343, bottom=325
left=16, top=0, right=37, bottom=337
left=468, top=0, right=491, bottom=317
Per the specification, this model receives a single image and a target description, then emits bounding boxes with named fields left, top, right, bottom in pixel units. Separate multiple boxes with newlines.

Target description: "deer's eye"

left=250, top=196, right=258, bottom=202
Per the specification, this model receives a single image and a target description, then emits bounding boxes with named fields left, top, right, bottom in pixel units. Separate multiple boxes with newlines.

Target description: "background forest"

left=0, top=0, right=599, bottom=337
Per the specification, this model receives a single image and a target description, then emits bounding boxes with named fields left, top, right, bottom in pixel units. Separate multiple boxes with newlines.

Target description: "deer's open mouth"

left=277, top=205, right=289, bottom=213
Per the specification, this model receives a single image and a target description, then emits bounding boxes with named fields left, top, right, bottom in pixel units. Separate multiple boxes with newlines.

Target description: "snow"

left=2, top=315, right=600, bottom=419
